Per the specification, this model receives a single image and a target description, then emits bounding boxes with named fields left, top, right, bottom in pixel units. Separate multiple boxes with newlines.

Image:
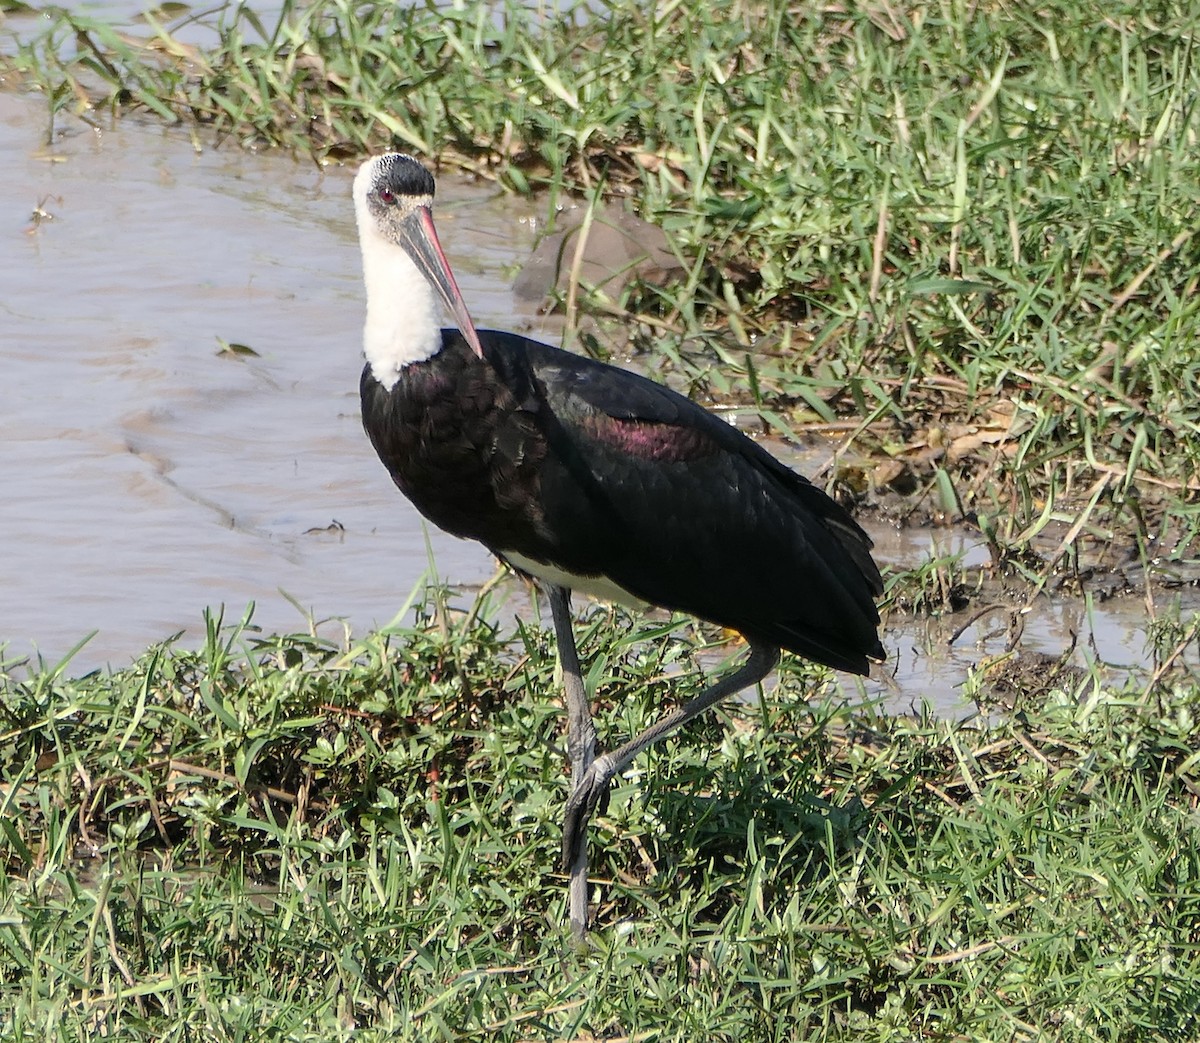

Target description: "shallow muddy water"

left=0, top=89, right=1171, bottom=714
left=1, top=91, right=540, bottom=665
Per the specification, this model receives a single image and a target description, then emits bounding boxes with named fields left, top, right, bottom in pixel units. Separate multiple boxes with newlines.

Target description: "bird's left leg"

left=560, top=641, right=781, bottom=876
left=546, top=584, right=596, bottom=943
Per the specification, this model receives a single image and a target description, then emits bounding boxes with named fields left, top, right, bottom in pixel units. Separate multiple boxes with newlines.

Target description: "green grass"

left=4, top=0, right=1200, bottom=563
left=2, top=592, right=1199, bottom=1040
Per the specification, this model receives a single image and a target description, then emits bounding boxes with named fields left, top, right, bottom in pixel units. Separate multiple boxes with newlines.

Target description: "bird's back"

left=361, top=330, right=884, bottom=675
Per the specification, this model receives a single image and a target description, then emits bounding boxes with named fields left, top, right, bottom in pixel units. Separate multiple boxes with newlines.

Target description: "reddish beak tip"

left=409, top=207, right=486, bottom=362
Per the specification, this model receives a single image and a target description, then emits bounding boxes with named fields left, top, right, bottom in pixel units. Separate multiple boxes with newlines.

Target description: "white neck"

left=353, top=187, right=443, bottom=389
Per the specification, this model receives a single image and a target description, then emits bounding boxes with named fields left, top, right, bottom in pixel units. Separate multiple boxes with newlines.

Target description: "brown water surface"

left=1, top=92, right=540, bottom=667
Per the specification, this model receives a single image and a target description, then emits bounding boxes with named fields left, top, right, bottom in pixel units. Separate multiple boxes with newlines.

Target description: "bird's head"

left=352, top=153, right=485, bottom=359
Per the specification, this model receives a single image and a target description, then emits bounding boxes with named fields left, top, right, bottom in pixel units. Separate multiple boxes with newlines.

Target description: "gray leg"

left=546, top=585, right=595, bottom=943
left=561, top=641, right=781, bottom=877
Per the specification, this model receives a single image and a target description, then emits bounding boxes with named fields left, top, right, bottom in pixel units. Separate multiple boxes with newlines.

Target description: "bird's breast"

left=359, top=351, right=553, bottom=555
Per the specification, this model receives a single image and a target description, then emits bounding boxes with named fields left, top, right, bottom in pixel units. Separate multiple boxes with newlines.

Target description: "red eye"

left=378, top=188, right=396, bottom=205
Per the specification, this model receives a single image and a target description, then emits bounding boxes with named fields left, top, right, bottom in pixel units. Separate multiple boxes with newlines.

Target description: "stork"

left=351, top=153, right=885, bottom=941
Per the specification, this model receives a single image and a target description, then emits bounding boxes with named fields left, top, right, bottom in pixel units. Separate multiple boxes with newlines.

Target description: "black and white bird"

left=352, top=153, right=885, bottom=941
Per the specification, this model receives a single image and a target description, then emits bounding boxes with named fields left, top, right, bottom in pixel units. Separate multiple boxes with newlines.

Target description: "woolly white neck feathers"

left=352, top=159, right=443, bottom=389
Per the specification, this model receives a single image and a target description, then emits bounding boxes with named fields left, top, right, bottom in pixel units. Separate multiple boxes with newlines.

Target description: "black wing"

left=480, top=332, right=884, bottom=674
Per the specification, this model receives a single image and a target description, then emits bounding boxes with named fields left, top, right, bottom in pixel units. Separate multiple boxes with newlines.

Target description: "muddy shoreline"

left=1, top=90, right=1194, bottom=712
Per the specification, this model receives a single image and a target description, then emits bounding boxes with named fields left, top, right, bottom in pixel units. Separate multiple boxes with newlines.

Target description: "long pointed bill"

left=399, top=206, right=486, bottom=359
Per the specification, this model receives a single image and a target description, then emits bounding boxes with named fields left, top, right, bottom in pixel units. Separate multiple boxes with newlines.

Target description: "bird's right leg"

left=560, top=641, right=780, bottom=881
left=546, top=584, right=595, bottom=943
